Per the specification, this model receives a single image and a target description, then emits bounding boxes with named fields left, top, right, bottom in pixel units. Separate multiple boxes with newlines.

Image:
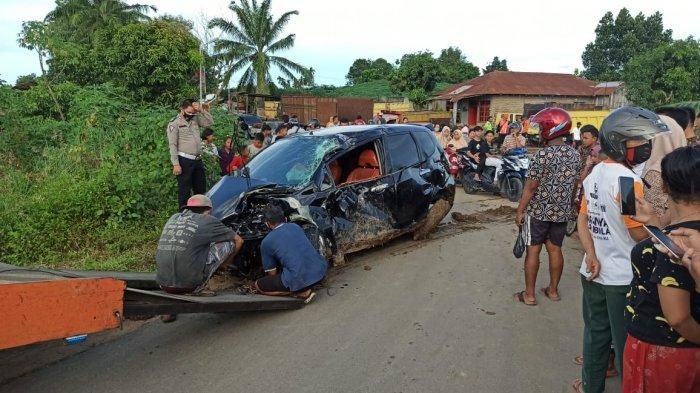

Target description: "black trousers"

left=177, top=156, right=206, bottom=208
left=476, top=152, right=487, bottom=175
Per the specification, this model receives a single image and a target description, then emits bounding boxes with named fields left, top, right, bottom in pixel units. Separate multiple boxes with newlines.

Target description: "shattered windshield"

left=245, top=136, right=341, bottom=187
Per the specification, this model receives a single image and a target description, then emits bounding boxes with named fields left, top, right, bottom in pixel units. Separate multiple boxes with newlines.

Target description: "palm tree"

left=45, top=0, right=156, bottom=40
left=209, top=0, right=308, bottom=95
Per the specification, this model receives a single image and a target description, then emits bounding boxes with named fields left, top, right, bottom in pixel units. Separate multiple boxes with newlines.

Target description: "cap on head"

left=186, top=194, right=212, bottom=209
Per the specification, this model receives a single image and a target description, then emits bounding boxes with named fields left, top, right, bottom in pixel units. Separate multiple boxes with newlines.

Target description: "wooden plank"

left=0, top=278, right=125, bottom=350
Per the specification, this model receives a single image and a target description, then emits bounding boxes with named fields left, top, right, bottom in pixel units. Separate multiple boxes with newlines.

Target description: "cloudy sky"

left=1, top=0, right=698, bottom=86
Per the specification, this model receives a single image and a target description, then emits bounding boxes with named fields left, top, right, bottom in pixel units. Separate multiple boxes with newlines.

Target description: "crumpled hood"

left=207, top=176, right=273, bottom=219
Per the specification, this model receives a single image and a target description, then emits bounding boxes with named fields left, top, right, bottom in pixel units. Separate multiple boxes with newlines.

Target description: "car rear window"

left=386, top=133, right=420, bottom=172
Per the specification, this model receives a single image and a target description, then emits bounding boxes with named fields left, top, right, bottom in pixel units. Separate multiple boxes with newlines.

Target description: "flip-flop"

left=573, top=355, right=618, bottom=377
left=540, top=287, right=561, bottom=301
left=303, top=291, right=316, bottom=304
left=513, top=291, right=537, bottom=306
left=571, top=379, right=584, bottom=393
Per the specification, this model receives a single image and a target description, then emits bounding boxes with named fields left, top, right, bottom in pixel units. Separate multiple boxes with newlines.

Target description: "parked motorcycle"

left=458, top=147, right=530, bottom=202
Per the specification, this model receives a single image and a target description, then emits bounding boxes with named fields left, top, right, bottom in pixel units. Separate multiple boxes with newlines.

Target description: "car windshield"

left=242, top=115, right=263, bottom=125
left=245, top=136, right=341, bottom=187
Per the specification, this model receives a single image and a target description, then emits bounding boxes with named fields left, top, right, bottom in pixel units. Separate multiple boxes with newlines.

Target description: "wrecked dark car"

left=207, top=124, right=455, bottom=278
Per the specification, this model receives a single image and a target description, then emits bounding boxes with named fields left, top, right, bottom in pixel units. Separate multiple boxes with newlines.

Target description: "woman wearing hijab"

left=642, top=114, right=687, bottom=221
left=450, top=128, right=469, bottom=150
left=439, top=126, right=453, bottom=149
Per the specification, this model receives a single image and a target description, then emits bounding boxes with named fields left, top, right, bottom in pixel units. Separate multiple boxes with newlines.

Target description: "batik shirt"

left=626, top=221, right=700, bottom=348
left=526, top=144, right=581, bottom=222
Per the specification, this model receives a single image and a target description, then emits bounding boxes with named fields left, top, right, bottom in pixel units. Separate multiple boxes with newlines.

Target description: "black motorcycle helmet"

left=599, top=107, right=668, bottom=162
left=308, top=118, right=320, bottom=129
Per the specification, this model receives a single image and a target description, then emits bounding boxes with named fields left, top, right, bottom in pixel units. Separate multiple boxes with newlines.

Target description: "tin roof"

left=432, top=71, right=598, bottom=102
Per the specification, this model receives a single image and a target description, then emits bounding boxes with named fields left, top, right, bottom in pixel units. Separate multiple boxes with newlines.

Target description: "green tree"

left=346, top=58, right=372, bottom=85
left=581, top=8, right=672, bottom=81
left=408, top=88, right=429, bottom=109
left=209, top=0, right=308, bottom=95
left=45, top=0, right=156, bottom=43
left=14, top=74, right=39, bottom=90
left=482, top=56, right=508, bottom=74
left=390, top=51, right=441, bottom=93
left=623, top=38, right=700, bottom=108
left=437, top=47, right=479, bottom=83
left=346, top=58, right=394, bottom=85
left=18, top=20, right=66, bottom=120
left=92, top=20, right=202, bottom=104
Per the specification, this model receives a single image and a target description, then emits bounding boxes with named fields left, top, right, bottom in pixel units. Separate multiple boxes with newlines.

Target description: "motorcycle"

left=458, top=147, right=530, bottom=202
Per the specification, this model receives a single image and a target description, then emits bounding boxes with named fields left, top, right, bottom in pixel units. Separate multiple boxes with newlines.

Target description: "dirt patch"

left=389, top=222, right=484, bottom=257
left=451, top=205, right=517, bottom=224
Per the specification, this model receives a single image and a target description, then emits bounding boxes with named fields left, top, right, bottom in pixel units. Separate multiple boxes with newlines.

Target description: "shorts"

left=195, top=240, right=235, bottom=292
left=255, top=274, right=291, bottom=293
left=522, top=215, right=566, bottom=247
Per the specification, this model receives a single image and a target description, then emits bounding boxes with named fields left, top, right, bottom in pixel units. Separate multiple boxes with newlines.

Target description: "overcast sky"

left=1, top=0, right=698, bottom=86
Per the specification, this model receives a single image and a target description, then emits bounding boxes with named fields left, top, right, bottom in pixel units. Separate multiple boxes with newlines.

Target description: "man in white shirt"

left=573, top=107, right=668, bottom=393
left=571, top=121, right=582, bottom=147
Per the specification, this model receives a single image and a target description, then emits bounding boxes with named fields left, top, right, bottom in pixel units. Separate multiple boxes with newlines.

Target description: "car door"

left=323, top=140, right=399, bottom=254
left=383, top=131, right=431, bottom=227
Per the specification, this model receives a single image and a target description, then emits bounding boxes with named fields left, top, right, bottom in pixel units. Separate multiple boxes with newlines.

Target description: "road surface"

left=0, top=191, right=622, bottom=393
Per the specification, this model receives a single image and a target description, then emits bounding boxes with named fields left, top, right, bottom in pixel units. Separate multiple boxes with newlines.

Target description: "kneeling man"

left=253, top=204, right=328, bottom=302
left=156, top=194, right=243, bottom=297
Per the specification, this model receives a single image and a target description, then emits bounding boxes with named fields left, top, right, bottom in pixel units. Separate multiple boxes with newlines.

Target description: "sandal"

left=571, top=379, right=584, bottom=393
left=572, top=355, right=618, bottom=378
left=513, top=291, right=537, bottom=306
left=540, top=287, right=561, bottom=301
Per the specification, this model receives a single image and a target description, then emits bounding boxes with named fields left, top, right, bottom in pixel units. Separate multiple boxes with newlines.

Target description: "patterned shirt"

left=626, top=221, right=700, bottom=348
left=526, top=144, right=581, bottom=222
left=500, top=134, right=526, bottom=153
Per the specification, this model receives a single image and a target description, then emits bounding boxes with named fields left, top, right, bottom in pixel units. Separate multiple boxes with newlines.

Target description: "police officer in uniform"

left=167, top=99, right=206, bottom=209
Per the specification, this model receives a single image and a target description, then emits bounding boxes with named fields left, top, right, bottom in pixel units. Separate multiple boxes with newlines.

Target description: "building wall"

left=594, top=87, right=628, bottom=109
left=488, top=95, right=596, bottom=117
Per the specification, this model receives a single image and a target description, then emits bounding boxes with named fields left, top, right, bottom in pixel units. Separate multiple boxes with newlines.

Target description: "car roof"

left=307, top=124, right=432, bottom=143
left=240, top=114, right=262, bottom=121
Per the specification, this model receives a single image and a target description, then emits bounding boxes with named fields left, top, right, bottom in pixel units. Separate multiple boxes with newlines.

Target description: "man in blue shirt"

left=253, top=204, right=328, bottom=303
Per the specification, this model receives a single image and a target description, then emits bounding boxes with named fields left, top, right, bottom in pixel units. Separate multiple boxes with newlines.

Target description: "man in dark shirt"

left=466, top=126, right=489, bottom=181
left=156, top=195, right=243, bottom=296
left=253, top=204, right=328, bottom=303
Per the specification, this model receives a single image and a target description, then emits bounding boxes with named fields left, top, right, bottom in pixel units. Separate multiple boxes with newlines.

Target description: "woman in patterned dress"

left=624, top=146, right=700, bottom=393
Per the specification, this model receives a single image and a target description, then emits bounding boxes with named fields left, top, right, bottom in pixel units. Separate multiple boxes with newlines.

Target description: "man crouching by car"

left=156, top=194, right=244, bottom=309
left=253, top=204, right=327, bottom=303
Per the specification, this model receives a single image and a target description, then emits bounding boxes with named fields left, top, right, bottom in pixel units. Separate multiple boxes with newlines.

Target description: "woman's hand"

left=631, top=196, right=657, bottom=226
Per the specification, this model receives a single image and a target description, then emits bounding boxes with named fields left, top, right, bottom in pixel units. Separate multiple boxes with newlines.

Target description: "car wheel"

left=566, top=219, right=577, bottom=236
left=504, top=177, right=523, bottom=202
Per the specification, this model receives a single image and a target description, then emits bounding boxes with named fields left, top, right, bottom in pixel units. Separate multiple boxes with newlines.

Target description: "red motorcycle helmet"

left=530, top=107, right=572, bottom=141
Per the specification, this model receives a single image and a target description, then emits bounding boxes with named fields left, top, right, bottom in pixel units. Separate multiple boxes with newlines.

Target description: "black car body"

left=207, top=124, right=455, bottom=277
left=238, top=114, right=264, bottom=138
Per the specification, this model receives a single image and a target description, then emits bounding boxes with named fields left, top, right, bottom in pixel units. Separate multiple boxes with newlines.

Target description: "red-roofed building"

left=430, top=71, right=605, bottom=126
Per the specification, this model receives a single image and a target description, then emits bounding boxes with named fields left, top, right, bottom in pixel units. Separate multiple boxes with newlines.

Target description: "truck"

left=280, top=95, right=373, bottom=124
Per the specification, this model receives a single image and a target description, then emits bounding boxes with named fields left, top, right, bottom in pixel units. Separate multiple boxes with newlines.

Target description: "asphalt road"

left=0, top=191, right=622, bottom=393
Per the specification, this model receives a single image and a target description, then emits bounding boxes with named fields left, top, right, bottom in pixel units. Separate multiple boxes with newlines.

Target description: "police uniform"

left=167, top=114, right=206, bottom=208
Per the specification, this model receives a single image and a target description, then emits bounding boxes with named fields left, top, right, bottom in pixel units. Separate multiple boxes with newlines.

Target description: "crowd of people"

left=508, top=104, right=699, bottom=393
left=164, top=96, right=700, bottom=392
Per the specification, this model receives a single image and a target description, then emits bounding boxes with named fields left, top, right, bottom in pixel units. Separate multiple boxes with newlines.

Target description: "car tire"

left=503, top=177, right=523, bottom=202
